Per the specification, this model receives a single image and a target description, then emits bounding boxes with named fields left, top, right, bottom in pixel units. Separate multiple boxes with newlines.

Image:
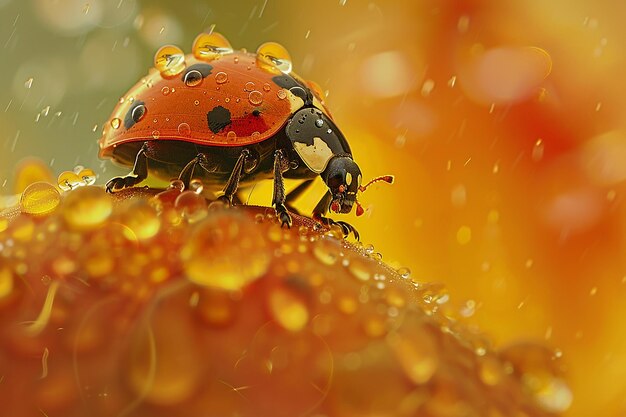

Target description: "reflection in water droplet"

left=131, top=104, right=146, bottom=123
left=177, top=123, right=191, bottom=136
left=154, top=45, right=186, bottom=77
left=192, top=32, right=233, bottom=60
left=183, top=69, right=203, bottom=87
left=57, top=171, right=83, bottom=191
left=215, top=71, right=228, bottom=84
left=110, top=118, right=121, bottom=129
left=20, top=182, right=61, bottom=216
left=256, top=41, right=293, bottom=73
left=248, top=90, right=263, bottom=105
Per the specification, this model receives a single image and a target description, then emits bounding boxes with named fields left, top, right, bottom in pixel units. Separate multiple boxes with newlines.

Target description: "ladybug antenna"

left=358, top=175, right=394, bottom=193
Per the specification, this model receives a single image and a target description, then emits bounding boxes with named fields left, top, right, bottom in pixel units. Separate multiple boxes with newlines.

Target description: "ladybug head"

left=322, top=156, right=362, bottom=214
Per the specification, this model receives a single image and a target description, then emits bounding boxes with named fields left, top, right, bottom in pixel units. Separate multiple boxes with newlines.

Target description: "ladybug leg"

left=105, top=142, right=149, bottom=193
left=284, top=179, right=315, bottom=215
left=312, top=192, right=360, bottom=240
left=218, top=149, right=249, bottom=205
left=178, top=153, right=216, bottom=188
left=272, top=150, right=292, bottom=228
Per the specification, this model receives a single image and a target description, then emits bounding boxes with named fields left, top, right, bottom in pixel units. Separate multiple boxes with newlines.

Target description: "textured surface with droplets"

left=0, top=184, right=567, bottom=417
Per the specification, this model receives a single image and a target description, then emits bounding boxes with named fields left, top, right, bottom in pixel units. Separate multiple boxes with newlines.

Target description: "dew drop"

left=315, top=119, right=324, bottom=128
left=313, top=238, right=340, bottom=265
left=248, top=90, right=263, bottom=105
left=347, top=257, right=371, bottom=281
left=215, top=71, right=228, bottom=84
left=256, top=41, right=293, bottom=73
left=277, top=89, right=287, bottom=100
left=131, top=104, right=146, bottom=123
left=20, top=182, right=61, bottom=216
left=177, top=122, right=191, bottom=136
left=57, top=171, right=83, bottom=191
left=152, top=130, right=161, bottom=139
left=175, top=191, right=209, bottom=223
left=194, top=100, right=200, bottom=106
left=62, top=186, right=113, bottom=231
left=77, top=168, right=97, bottom=185
left=263, top=83, right=271, bottom=92
left=226, top=131, right=237, bottom=141
left=161, top=86, right=171, bottom=95
left=154, top=45, right=186, bottom=77
left=244, top=81, right=255, bottom=92
left=183, top=69, right=203, bottom=87
left=192, top=32, right=233, bottom=60
left=269, top=287, right=309, bottom=332
left=110, top=118, right=121, bottom=129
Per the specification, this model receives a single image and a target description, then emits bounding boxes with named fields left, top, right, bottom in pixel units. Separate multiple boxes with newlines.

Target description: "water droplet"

left=57, top=171, right=83, bottom=191
left=20, top=182, right=61, bottom=216
left=269, top=287, right=309, bottom=331
left=313, top=238, right=340, bottom=265
left=183, top=69, right=203, bottom=87
left=256, top=42, right=293, bottom=73
left=161, top=86, right=171, bottom=95
left=194, top=100, right=200, bottom=106
left=177, top=122, right=191, bottom=136
left=226, top=131, right=237, bottom=141
left=251, top=131, right=261, bottom=140
left=532, top=138, right=544, bottom=162
left=315, top=119, right=324, bottom=128
left=388, top=324, right=439, bottom=385
left=152, top=130, right=160, bottom=139
left=396, top=267, right=411, bottom=279
left=248, top=90, right=263, bottom=105
left=119, top=97, right=125, bottom=103
left=233, top=56, right=239, bottom=64
left=110, top=118, right=121, bottom=129
left=181, top=212, right=270, bottom=291
left=77, top=168, right=96, bottom=185
left=215, top=71, right=228, bottom=84
left=277, top=89, right=287, bottom=100
left=347, top=257, right=371, bottom=281
left=263, top=83, right=271, bottom=92
left=192, top=32, right=233, bottom=60
left=131, top=104, right=146, bottom=123
left=62, top=186, right=113, bottom=231
left=244, top=81, right=255, bottom=92
left=189, top=179, right=204, bottom=194
left=154, top=45, right=186, bottom=77
left=120, top=200, right=161, bottom=241
left=175, top=191, right=208, bottom=223
left=224, top=97, right=230, bottom=103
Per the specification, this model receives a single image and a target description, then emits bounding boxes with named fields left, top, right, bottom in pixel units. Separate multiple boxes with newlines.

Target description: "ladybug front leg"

left=312, top=192, right=360, bottom=240
left=105, top=142, right=149, bottom=193
left=272, top=149, right=292, bottom=228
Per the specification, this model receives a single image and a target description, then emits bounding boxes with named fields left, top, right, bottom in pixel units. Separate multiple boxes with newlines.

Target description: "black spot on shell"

left=124, top=101, right=146, bottom=129
left=252, top=109, right=261, bottom=117
left=272, top=74, right=300, bottom=90
left=207, top=105, right=232, bottom=133
left=181, top=63, right=213, bottom=81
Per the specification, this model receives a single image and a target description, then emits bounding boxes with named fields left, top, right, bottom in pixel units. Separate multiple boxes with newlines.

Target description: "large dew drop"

left=19, top=182, right=61, bottom=216
left=256, top=41, right=292, bottom=73
left=192, top=32, right=233, bottom=60
left=154, top=45, right=186, bottom=78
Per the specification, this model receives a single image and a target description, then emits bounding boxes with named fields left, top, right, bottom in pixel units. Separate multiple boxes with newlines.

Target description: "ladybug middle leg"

left=105, top=142, right=149, bottom=193
left=217, top=149, right=250, bottom=205
left=272, top=149, right=292, bottom=228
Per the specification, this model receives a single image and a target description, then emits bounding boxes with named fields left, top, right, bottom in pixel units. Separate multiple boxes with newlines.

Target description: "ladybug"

left=100, top=32, right=392, bottom=238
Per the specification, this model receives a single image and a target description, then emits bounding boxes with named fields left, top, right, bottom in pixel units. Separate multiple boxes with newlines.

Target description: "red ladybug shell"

left=98, top=51, right=329, bottom=160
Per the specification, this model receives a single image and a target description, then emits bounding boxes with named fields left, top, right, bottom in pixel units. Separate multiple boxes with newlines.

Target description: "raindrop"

left=177, top=122, right=191, bottom=136
left=154, top=45, right=186, bottom=77
left=215, top=71, right=228, bottom=84
left=110, top=118, right=121, bottom=129
left=184, top=69, right=203, bottom=87
left=131, top=104, right=146, bottom=123
left=192, top=32, right=233, bottom=60
left=256, top=41, right=293, bottom=73
left=248, top=90, right=263, bottom=105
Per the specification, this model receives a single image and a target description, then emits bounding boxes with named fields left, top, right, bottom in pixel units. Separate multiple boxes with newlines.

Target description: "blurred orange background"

left=1, top=0, right=625, bottom=415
